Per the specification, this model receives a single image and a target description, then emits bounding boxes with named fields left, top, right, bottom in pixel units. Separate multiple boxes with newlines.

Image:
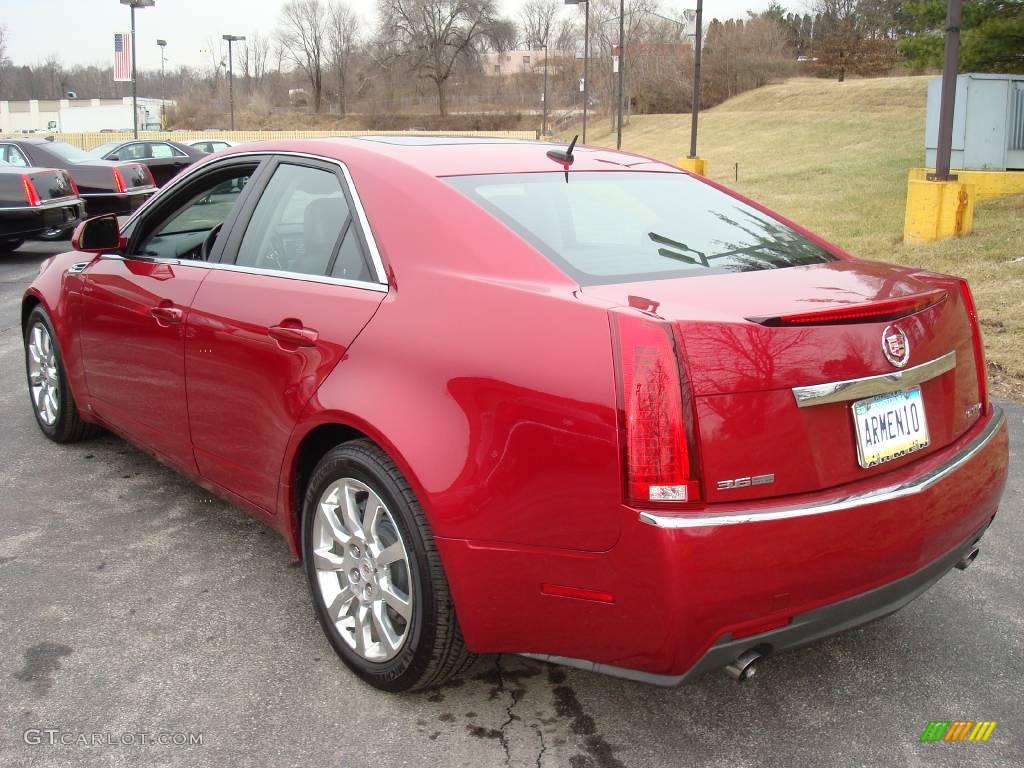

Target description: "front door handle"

left=150, top=304, right=183, bottom=324
left=269, top=323, right=319, bottom=347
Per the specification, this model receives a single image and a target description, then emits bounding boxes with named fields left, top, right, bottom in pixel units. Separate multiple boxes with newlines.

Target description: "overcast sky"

left=3, top=0, right=775, bottom=73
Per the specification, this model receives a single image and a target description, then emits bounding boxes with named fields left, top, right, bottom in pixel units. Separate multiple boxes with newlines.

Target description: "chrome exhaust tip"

left=955, top=546, right=980, bottom=571
left=724, top=649, right=763, bottom=682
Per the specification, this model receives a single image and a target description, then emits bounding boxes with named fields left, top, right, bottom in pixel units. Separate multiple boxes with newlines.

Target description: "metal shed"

left=925, top=73, right=1024, bottom=171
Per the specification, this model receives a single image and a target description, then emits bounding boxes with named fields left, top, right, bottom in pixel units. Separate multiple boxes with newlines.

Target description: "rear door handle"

left=268, top=324, right=319, bottom=347
left=150, top=304, right=183, bottom=324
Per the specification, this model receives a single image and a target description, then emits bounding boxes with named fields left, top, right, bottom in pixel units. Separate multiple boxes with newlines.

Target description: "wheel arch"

left=282, top=415, right=431, bottom=561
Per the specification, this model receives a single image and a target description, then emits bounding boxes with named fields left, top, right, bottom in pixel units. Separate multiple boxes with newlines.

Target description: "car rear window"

left=446, top=171, right=836, bottom=285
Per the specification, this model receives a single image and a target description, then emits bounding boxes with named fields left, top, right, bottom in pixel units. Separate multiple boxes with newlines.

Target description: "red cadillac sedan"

left=21, top=136, right=1009, bottom=691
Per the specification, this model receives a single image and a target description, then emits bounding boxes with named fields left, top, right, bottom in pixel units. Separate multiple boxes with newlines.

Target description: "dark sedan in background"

left=0, top=138, right=156, bottom=216
left=0, top=159, right=85, bottom=250
left=87, top=139, right=205, bottom=186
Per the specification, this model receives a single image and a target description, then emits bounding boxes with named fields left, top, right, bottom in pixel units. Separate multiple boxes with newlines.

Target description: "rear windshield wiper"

left=648, top=232, right=709, bottom=267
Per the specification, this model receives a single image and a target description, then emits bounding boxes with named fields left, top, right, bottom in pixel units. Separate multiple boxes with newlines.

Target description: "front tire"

left=302, top=440, right=475, bottom=692
left=24, top=306, right=97, bottom=443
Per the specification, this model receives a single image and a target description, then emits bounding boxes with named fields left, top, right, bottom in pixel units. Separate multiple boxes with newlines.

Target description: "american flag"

left=113, top=32, right=133, bottom=82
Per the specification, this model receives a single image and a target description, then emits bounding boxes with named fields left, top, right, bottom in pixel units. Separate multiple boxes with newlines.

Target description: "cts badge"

left=717, top=474, right=775, bottom=491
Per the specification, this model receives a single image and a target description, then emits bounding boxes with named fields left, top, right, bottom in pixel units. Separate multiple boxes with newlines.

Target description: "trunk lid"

left=581, top=261, right=984, bottom=502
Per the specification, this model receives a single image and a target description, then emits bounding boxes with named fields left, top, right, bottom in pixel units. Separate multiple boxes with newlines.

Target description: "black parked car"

left=87, top=139, right=205, bottom=186
left=0, top=159, right=85, bottom=251
left=0, top=139, right=156, bottom=216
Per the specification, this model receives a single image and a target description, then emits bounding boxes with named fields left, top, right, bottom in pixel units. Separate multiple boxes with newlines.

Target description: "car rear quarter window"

left=235, top=163, right=356, bottom=278
left=446, top=171, right=835, bottom=285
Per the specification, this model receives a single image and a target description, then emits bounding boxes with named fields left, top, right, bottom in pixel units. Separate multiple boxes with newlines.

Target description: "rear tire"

left=301, top=440, right=475, bottom=692
left=24, top=306, right=98, bottom=443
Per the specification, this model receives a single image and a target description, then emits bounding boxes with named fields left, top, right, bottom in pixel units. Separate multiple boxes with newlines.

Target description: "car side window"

left=114, top=143, right=148, bottom=161
left=329, top=225, right=372, bottom=282
left=150, top=143, right=176, bottom=159
left=2, top=145, right=30, bottom=167
left=134, top=168, right=254, bottom=261
left=235, top=163, right=359, bottom=278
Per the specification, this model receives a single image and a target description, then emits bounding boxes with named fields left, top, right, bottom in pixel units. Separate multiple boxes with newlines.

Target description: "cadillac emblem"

left=882, top=325, right=910, bottom=368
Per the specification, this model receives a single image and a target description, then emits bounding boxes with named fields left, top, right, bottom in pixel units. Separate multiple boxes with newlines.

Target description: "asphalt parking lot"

left=1, top=241, right=1022, bottom=768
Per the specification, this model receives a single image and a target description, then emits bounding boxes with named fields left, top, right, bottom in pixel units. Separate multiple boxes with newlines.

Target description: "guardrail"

left=4, top=129, right=539, bottom=150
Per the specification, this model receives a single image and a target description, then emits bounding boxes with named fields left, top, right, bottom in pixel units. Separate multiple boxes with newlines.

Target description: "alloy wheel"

left=312, top=478, right=413, bottom=662
left=27, top=321, right=60, bottom=426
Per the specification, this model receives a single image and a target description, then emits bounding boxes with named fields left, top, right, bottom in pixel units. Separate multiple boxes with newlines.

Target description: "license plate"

left=852, top=387, right=930, bottom=468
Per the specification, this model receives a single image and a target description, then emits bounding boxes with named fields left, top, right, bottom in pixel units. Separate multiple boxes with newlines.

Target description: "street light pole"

left=222, top=34, right=246, bottom=132
left=616, top=0, right=625, bottom=150
left=157, top=39, right=167, bottom=130
left=688, top=0, right=703, bottom=159
left=931, top=0, right=961, bottom=181
left=565, top=0, right=590, bottom=144
left=121, top=1, right=155, bottom=139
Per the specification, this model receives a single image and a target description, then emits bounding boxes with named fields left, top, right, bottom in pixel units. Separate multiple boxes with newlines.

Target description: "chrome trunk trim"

left=792, top=351, right=956, bottom=408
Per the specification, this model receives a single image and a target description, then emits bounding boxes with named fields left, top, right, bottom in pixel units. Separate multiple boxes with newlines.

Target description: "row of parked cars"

left=0, top=137, right=236, bottom=251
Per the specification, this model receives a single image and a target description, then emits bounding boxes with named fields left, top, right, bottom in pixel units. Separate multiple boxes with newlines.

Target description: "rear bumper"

left=81, top=189, right=155, bottom=217
left=439, top=405, right=1009, bottom=682
left=524, top=517, right=991, bottom=686
left=0, top=199, right=86, bottom=239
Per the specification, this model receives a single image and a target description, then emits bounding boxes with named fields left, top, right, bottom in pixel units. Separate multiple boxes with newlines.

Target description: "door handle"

left=268, top=324, right=319, bottom=347
left=150, top=305, right=183, bottom=324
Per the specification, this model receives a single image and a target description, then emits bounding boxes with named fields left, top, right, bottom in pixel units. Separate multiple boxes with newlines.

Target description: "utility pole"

left=542, top=37, right=549, bottom=136
left=222, top=34, right=246, bottom=131
left=121, top=0, right=155, bottom=139
left=931, top=0, right=961, bottom=181
left=565, top=0, right=590, bottom=144
left=616, top=0, right=625, bottom=150
left=688, top=0, right=703, bottom=159
left=157, top=39, right=167, bottom=129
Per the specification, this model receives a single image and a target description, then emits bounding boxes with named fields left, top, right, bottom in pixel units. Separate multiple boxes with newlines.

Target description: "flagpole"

left=131, top=3, right=138, bottom=138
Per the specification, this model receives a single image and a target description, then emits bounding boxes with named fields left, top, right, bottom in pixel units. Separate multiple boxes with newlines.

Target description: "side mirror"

left=71, top=215, right=124, bottom=254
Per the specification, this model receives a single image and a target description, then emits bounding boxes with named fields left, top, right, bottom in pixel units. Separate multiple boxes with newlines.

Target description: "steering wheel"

left=201, top=223, right=223, bottom=261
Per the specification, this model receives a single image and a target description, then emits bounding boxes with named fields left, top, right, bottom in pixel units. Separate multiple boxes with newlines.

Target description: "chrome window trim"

left=1, top=197, right=82, bottom=212
left=792, top=351, right=957, bottom=408
left=639, top=406, right=1005, bottom=529
left=119, top=149, right=389, bottom=286
left=95, top=253, right=388, bottom=294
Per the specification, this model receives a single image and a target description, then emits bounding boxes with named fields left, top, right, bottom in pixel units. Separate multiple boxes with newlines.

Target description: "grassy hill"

left=567, top=77, right=1024, bottom=400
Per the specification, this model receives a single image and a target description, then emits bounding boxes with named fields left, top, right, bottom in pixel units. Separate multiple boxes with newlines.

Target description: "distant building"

left=0, top=97, right=170, bottom=134
left=479, top=49, right=574, bottom=77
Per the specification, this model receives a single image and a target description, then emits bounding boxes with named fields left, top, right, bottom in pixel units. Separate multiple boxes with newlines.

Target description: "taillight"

left=611, top=312, right=700, bottom=506
left=957, top=279, right=989, bottom=415
left=66, top=172, right=80, bottom=196
left=143, top=165, right=156, bottom=187
left=21, top=175, right=41, bottom=206
left=748, top=289, right=947, bottom=327
left=112, top=167, right=127, bottom=193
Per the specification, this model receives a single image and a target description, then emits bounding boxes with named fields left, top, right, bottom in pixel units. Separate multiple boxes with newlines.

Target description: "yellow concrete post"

left=677, top=157, right=707, bottom=176
left=903, top=178, right=976, bottom=244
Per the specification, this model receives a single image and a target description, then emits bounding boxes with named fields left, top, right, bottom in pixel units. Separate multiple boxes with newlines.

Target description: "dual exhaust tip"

left=723, top=545, right=982, bottom=682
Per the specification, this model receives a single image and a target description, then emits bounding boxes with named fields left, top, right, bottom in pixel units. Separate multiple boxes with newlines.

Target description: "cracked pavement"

left=1, top=242, right=1022, bottom=768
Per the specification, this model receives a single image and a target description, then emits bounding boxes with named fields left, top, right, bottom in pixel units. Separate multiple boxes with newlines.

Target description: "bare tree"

left=279, top=0, right=329, bottom=112
left=327, top=1, right=359, bottom=116
left=240, top=32, right=272, bottom=93
left=519, top=0, right=560, bottom=49
left=378, top=0, right=497, bottom=116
